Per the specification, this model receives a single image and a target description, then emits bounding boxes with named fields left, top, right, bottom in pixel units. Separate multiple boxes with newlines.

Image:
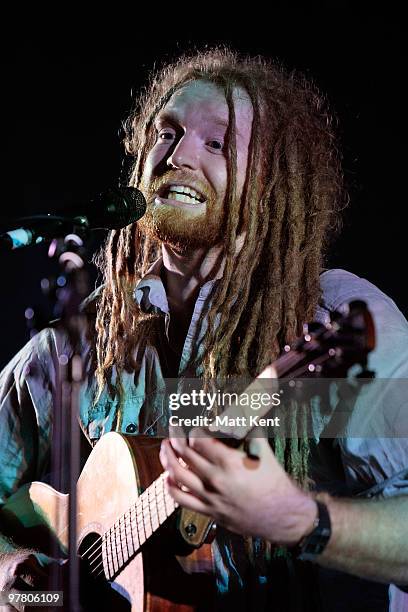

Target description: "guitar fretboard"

left=101, top=472, right=178, bottom=580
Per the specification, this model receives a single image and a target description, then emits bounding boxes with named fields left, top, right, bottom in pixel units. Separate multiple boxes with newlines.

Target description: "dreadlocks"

left=94, top=48, right=345, bottom=483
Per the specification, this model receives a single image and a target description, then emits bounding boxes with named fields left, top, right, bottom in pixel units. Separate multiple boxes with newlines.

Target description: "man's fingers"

left=169, top=424, right=188, bottom=447
left=165, top=475, right=211, bottom=515
left=170, top=439, right=217, bottom=482
left=168, top=431, right=191, bottom=457
left=189, top=428, right=245, bottom=467
left=160, top=439, right=211, bottom=498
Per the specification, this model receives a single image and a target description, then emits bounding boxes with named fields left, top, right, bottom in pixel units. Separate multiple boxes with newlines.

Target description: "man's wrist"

left=292, top=495, right=319, bottom=544
left=300, top=497, right=319, bottom=540
left=280, top=494, right=318, bottom=546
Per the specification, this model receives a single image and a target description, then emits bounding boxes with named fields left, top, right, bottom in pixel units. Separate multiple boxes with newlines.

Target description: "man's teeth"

left=170, top=193, right=199, bottom=204
left=166, top=186, right=203, bottom=204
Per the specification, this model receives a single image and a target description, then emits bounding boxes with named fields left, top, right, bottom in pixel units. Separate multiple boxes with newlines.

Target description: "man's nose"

left=167, top=133, right=199, bottom=170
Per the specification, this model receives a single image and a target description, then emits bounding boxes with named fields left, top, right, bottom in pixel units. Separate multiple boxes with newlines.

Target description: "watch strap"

left=297, top=500, right=331, bottom=561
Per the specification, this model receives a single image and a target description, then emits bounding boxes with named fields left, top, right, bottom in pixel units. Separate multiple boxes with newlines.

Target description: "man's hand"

left=160, top=429, right=317, bottom=546
left=0, top=551, right=51, bottom=592
left=0, top=551, right=65, bottom=611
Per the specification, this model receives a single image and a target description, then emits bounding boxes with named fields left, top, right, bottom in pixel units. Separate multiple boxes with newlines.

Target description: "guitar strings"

left=81, top=471, right=170, bottom=556
left=79, top=480, right=175, bottom=578
left=85, top=497, right=173, bottom=578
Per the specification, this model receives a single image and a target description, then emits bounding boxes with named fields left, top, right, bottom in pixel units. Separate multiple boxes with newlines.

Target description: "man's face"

left=139, top=80, right=253, bottom=250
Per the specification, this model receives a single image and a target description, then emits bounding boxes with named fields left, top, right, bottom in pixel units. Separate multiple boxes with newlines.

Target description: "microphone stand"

left=5, top=186, right=146, bottom=608
left=45, top=231, right=91, bottom=611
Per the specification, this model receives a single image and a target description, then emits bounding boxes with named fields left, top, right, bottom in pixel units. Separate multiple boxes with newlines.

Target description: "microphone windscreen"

left=88, top=187, right=147, bottom=229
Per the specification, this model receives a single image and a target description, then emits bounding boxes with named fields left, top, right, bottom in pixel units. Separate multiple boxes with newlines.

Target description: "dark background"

left=1, top=6, right=405, bottom=368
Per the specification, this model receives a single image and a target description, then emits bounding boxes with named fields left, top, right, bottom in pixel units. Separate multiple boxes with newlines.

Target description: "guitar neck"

left=205, top=348, right=314, bottom=442
left=101, top=472, right=178, bottom=579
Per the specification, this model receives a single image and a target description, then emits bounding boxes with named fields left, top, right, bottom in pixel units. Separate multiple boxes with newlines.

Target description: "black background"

left=2, top=5, right=406, bottom=368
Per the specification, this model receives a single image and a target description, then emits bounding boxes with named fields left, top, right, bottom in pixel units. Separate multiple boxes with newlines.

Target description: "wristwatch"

left=296, top=500, right=332, bottom=561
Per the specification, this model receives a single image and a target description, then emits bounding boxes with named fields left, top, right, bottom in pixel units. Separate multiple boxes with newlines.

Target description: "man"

left=0, top=49, right=407, bottom=610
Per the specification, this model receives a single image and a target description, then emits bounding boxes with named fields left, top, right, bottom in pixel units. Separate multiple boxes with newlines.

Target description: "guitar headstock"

left=276, top=300, right=376, bottom=379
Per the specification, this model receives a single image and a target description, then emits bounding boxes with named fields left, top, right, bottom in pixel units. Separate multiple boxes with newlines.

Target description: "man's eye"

left=207, top=140, right=224, bottom=151
left=158, top=131, right=175, bottom=142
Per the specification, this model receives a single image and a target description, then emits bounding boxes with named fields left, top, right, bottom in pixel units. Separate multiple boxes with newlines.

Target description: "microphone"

left=0, top=186, right=146, bottom=251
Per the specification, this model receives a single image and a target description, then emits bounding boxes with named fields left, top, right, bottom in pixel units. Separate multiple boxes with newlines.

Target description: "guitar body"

left=1, top=433, right=215, bottom=611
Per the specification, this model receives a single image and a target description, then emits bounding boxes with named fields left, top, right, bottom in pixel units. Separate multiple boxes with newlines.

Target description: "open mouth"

left=159, top=184, right=206, bottom=205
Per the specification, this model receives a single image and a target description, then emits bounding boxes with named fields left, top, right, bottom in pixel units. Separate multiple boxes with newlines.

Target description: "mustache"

left=142, top=170, right=215, bottom=201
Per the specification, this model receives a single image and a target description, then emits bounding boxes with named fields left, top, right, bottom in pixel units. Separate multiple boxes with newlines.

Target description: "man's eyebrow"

left=154, top=111, right=178, bottom=126
left=210, top=117, right=243, bottom=139
left=154, top=111, right=241, bottom=136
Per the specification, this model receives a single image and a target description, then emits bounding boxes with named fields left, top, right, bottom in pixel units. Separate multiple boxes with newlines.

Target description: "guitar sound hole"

left=78, top=532, right=130, bottom=611
left=78, top=532, right=103, bottom=574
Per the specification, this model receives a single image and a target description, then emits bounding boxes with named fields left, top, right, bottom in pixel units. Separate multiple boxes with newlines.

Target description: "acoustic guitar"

left=0, top=301, right=375, bottom=610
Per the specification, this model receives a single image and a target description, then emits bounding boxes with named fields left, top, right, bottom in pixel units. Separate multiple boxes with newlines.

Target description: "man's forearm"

left=316, top=493, right=408, bottom=584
